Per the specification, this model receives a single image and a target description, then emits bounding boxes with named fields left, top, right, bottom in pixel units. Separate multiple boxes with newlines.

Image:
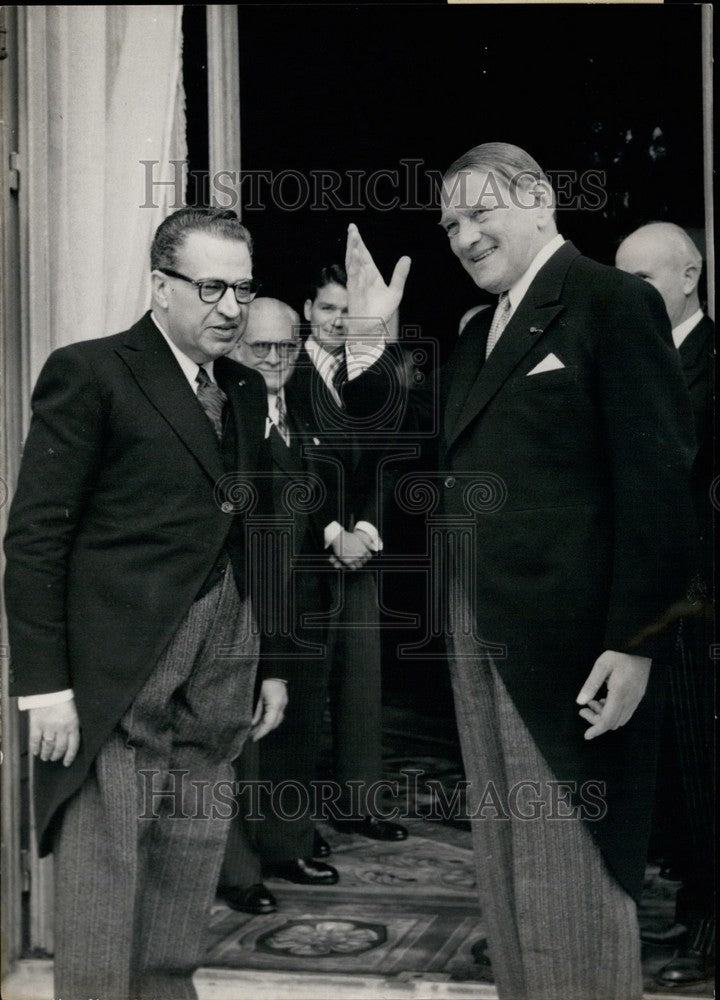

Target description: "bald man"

left=617, top=224, right=714, bottom=987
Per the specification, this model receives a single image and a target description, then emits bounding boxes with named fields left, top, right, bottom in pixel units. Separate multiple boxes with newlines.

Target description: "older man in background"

left=616, top=222, right=714, bottom=987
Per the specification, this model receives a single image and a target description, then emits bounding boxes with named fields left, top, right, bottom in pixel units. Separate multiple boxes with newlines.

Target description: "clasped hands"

left=329, top=526, right=377, bottom=570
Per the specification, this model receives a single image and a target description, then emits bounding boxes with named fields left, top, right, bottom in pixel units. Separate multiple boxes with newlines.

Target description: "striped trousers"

left=53, top=569, right=258, bottom=1000
left=449, top=597, right=642, bottom=1000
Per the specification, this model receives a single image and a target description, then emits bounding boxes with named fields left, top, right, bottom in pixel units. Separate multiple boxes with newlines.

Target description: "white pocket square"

left=526, top=353, right=565, bottom=376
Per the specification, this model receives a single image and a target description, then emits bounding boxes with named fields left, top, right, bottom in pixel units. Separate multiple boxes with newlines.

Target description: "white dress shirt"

left=672, top=309, right=704, bottom=350
left=504, top=233, right=566, bottom=319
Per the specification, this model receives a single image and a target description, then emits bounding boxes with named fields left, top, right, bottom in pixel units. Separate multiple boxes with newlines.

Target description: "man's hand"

left=344, top=223, right=411, bottom=342
left=576, top=650, right=651, bottom=740
left=250, top=679, right=288, bottom=742
left=29, top=700, right=81, bottom=766
left=328, top=528, right=374, bottom=570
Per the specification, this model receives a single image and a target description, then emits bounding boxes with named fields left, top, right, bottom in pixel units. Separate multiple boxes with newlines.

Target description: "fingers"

left=64, top=726, right=81, bottom=767
left=251, top=700, right=287, bottom=742
left=576, top=656, right=610, bottom=706
left=390, top=255, right=412, bottom=294
left=29, top=703, right=81, bottom=767
left=581, top=688, right=623, bottom=740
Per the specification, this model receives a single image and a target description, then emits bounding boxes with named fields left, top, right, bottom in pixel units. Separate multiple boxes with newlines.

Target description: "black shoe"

left=313, top=829, right=331, bottom=858
left=330, top=816, right=408, bottom=841
left=268, top=858, right=339, bottom=885
left=655, top=916, right=715, bottom=987
left=471, top=938, right=492, bottom=966
left=218, top=883, right=277, bottom=914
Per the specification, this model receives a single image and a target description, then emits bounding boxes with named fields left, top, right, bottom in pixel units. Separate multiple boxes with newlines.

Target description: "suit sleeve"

left=597, top=278, right=699, bottom=658
left=4, top=347, right=106, bottom=696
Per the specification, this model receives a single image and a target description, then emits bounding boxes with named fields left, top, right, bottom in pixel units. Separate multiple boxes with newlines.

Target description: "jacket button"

left=444, top=476, right=456, bottom=488
left=221, top=501, right=234, bottom=514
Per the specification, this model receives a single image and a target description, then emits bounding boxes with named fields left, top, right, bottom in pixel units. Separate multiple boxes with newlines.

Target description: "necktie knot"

left=195, top=365, right=227, bottom=438
left=485, top=291, right=512, bottom=359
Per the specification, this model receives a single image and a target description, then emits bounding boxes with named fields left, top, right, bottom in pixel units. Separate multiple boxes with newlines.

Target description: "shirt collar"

left=672, top=309, right=704, bottom=350
left=151, top=311, right=215, bottom=390
left=506, top=233, right=565, bottom=316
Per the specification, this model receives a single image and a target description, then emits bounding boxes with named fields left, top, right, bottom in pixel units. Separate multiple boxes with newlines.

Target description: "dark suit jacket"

left=289, top=345, right=381, bottom=531
left=4, top=312, right=271, bottom=855
left=678, top=314, right=714, bottom=578
left=440, top=241, right=698, bottom=901
left=258, top=377, right=340, bottom=663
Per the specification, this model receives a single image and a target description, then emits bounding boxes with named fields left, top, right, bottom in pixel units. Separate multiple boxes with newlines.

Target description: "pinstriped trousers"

left=53, top=568, right=258, bottom=1000
left=449, top=595, right=642, bottom=1000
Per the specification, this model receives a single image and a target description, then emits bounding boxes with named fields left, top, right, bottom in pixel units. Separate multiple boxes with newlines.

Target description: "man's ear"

left=681, top=261, right=701, bottom=297
left=303, top=299, right=313, bottom=322
left=531, top=178, right=556, bottom=222
left=151, top=270, right=170, bottom=310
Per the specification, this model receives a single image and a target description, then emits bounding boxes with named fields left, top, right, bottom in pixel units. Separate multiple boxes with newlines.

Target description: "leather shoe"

left=655, top=950, right=713, bottom=986
left=218, top=883, right=277, bottom=914
left=267, top=858, right=339, bottom=885
left=313, top=829, right=331, bottom=858
left=654, top=916, right=714, bottom=987
left=330, top=816, right=408, bottom=841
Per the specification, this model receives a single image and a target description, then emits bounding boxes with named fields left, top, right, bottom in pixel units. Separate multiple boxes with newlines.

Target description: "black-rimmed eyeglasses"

left=159, top=268, right=261, bottom=304
left=246, top=341, right=301, bottom=359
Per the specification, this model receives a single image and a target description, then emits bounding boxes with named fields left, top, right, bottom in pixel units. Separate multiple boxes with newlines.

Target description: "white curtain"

left=25, top=5, right=186, bottom=376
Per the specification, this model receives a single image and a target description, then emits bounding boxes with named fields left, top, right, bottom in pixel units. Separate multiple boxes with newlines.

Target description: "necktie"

left=332, top=346, right=348, bottom=402
left=195, top=365, right=227, bottom=438
left=485, top=291, right=512, bottom=359
left=274, top=391, right=290, bottom=446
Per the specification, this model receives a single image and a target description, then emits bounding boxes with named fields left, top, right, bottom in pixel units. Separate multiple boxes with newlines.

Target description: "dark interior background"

left=185, top=2, right=704, bottom=363
left=183, top=2, right=706, bottom=710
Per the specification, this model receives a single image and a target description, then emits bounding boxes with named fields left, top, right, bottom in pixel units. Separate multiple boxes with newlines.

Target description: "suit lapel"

left=216, top=355, right=266, bottom=478
left=678, top=315, right=712, bottom=373
left=115, top=314, right=225, bottom=484
left=445, top=242, right=578, bottom=450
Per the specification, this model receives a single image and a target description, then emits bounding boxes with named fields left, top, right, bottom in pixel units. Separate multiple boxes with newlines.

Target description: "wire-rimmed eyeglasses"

left=245, top=340, right=301, bottom=359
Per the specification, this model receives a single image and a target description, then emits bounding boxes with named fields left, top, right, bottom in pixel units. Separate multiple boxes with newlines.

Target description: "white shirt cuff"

left=346, top=339, right=386, bottom=380
left=354, top=522, right=383, bottom=551
left=17, top=689, right=74, bottom=710
left=324, top=521, right=344, bottom=548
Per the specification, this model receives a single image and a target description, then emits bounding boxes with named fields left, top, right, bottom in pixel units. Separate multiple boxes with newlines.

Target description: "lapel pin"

left=313, top=437, right=320, bottom=446
left=237, top=379, right=246, bottom=387
left=529, top=327, right=544, bottom=335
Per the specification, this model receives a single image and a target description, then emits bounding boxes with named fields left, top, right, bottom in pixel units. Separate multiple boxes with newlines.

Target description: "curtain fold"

left=28, top=5, right=187, bottom=362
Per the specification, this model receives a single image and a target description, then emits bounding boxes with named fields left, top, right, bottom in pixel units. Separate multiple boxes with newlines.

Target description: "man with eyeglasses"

left=4, top=208, right=288, bottom=1000
left=218, top=297, right=344, bottom=913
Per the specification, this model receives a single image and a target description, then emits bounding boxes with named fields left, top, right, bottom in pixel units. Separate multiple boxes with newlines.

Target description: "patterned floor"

left=206, top=700, right=714, bottom=995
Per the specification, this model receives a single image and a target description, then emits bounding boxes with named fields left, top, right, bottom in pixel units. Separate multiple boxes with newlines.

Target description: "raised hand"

left=344, top=223, right=411, bottom=341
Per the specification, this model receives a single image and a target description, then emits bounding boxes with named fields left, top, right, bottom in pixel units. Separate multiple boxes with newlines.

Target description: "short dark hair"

left=306, top=263, right=347, bottom=303
left=150, top=208, right=253, bottom=272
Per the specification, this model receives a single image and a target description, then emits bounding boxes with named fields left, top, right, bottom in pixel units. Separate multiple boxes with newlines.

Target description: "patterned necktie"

left=332, top=346, right=348, bottom=401
left=195, top=365, right=227, bottom=438
left=274, top=391, right=290, bottom=446
left=485, top=291, right=512, bottom=359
